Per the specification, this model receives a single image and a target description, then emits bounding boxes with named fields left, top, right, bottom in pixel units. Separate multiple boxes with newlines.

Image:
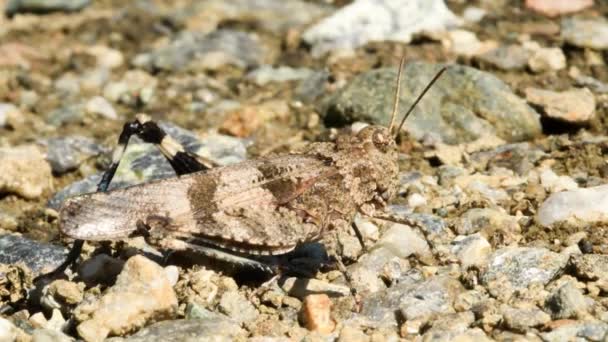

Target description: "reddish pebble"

left=525, top=0, right=593, bottom=17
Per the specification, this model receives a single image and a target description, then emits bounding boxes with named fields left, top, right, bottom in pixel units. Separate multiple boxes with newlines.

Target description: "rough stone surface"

left=133, top=29, right=267, bottom=72
left=527, top=46, right=566, bottom=72
left=189, top=0, right=330, bottom=35
left=324, top=62, right=541, bottom=144
left=571, top=254, right=608, bottom=281
left=545, top=281, right=591, bottom=319
left=218, top=290, right=259, bottom=324
left=0, top=145, right=53, bottom=199
left=561, top=17, right=608, bottom=50
left=450, top=233, right=492, bottom=269
left=74, top=255, right=177, bottom=342
left=501, top=305, right=551, bottom=332
left=0, top=234, right=66, bottom=274
left=541, top=321, right=608, bottom=342
left=45, top=136, right=107, bottom=174
left=525, top=87, right=595, bottom=123
left=481, top=247, right=568, bottom=293
left=537, top=184, right=608, bottom=226
left=107, top=318, right=244, bottom=342
left=476, top=45, right=530, bottom=70
left=302, top=0, right=460, bottom=56
left=361, top=274, right=463, bottom=327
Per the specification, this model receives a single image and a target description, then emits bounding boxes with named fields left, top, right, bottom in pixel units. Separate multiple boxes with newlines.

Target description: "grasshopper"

left=49, top=58, right=445, bottom=278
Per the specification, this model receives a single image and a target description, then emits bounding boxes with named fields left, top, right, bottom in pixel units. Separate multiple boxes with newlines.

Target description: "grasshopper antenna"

left=394, top=66, right=447, bottom=138
left=388, top=56, right=406, bottom=134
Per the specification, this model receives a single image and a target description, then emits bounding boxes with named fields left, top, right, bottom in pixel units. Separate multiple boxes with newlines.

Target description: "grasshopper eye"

left=372, top=130, right=390, bottom=150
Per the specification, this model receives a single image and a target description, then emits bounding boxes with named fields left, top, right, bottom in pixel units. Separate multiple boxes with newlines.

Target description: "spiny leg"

left=39, top=114, right=215, bottom=280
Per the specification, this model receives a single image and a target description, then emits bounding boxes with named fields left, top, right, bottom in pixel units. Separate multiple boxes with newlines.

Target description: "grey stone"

left=5, top=0, right=90, bottom=16
left=571, top=254, right=608, bottom=282
left=133, top=29, right=266, bottom=72
left=295, top=70, right=330, bottom=103
left=361, top=274, right=462, bottom=327
left=561, top=17, right=608, bottom=50
left=537, top=184, right=608, bottom=226
left=47, top=123, right=247, bottom=209
left=481, top=247, right=568, bottom=292
left=45, top=136, right=108, bottom=174
left=323, top=62, right=541, bottom=144
left=302, top=0, right=460, bottom=56
left=476, top=45, right=530, bottom=70
left=545, top=282, right=591, bottom=319
left=46, top=104, right=84, bottom=127
left=0, top=234, right=66, bottom=274
left=501, top=305, right=550, bottom=332
left=348, top=222, right=432, bottom=294
left=457, top=208, right=520, bottom=236
left=541, top=321, right=608, bottom=342
left=218, top=290, right=259, bottom=324
left=398, top=275, right=463, bottom=321
left=191, top=0, right=330, bottom=35
left=114, top=318, right=244, bottom=341
left=423, top=328, right=492, bottom=342
left=469, top=142, right=545, bottom=175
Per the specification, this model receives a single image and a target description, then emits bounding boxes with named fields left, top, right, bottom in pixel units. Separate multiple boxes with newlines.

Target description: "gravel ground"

left=2, top=0, right=608, bottom=341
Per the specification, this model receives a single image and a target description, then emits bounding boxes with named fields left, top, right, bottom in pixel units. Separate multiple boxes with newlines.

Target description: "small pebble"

left=301, top=294, right=335, bottom=334
left=525, top=0, right=593, bottom=17
left=0, top=145, right=53, bottom=199
left=85, top=96, right=118, bottom=120
left=525, top=87, right=595, bottom=123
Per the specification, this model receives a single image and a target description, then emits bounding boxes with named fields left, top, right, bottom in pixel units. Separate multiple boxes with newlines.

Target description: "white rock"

left=407, top=193, right=427, bottom=208
left=0, top=318, right=17, bottom=342
left=0, top=145, right=53, bottom=199
left=540, top=168, right=579, bottom=193
left=463, top=6, right=486, bottom=23
left=85, top=96, right=118, bottom=120
left=164, top=265, right=179, bottom=286
left=443, top=29, right=496, bottom=57
left=377, top=223, right=433, bottom=263
left=86, top=45, right=124, bottom=69
left=75, top=255, right=177, bottom=342
left=451, top=233, right=492, bottom=268
left=528, top=47, right=566, bottom=72
left=302, top=0, right=461, bottom=56
left=538, top=184, right=608, bottom=226
left=0, top=103, right=18, bottom=128
left=525, top=87, right=595, bottom=123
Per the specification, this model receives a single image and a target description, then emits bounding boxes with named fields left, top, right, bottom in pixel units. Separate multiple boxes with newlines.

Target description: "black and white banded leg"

left=39, top=114, right=214, bottom=280
left=98, top=113, right=216, bottom=190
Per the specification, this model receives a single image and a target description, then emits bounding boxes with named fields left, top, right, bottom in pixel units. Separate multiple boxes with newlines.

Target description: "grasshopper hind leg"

left=98, top=113, right=216, bottom=191
left=39, top=114, right=216, bottom=281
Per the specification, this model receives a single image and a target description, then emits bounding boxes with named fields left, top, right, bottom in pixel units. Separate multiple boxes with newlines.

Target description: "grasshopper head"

left=354, top=125, right=400, bottom=205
